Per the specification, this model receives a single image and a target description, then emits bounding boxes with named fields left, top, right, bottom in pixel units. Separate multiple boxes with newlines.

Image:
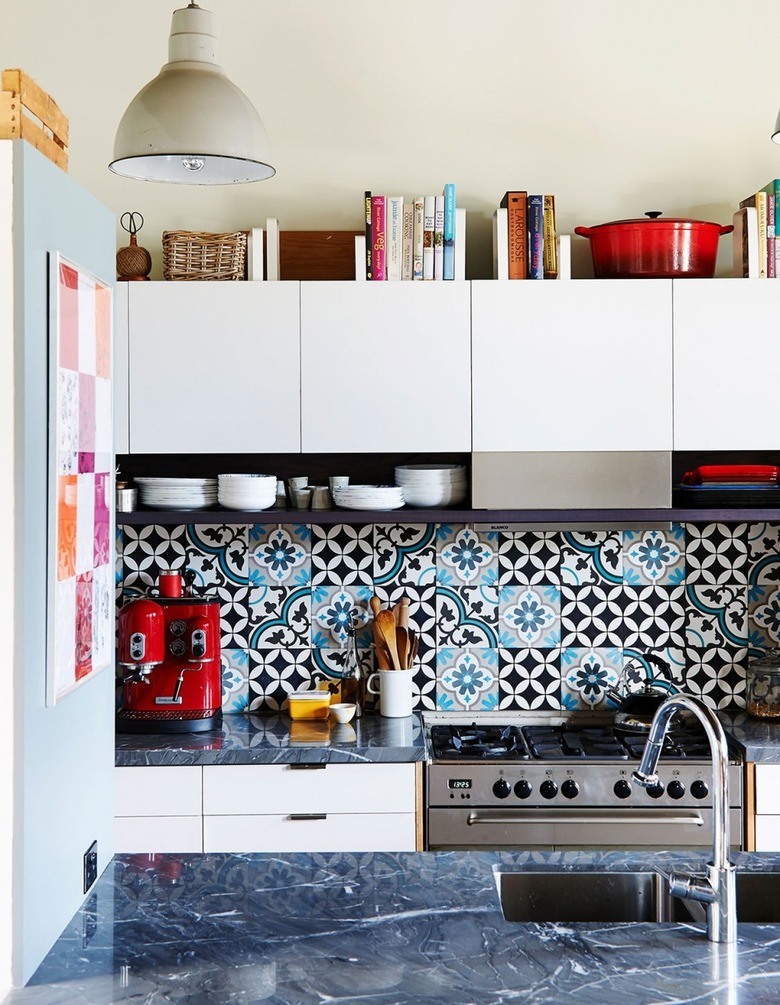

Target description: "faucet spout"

left=631, top=693, right=736, bottom=942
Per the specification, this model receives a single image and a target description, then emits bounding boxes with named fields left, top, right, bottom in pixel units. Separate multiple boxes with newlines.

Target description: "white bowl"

left=329, top=702, right=356, bottom=724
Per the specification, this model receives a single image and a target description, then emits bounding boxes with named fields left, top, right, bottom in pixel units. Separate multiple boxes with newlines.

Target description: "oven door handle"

left=466, top=809, right=705, bottom=827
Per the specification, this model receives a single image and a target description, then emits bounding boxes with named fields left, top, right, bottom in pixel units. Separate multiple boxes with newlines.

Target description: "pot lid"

left=583, top=211, right=724, bottom=229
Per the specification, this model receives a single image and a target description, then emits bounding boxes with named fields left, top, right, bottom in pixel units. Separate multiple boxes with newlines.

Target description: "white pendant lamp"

left=109, top=2, right=275, bottom=184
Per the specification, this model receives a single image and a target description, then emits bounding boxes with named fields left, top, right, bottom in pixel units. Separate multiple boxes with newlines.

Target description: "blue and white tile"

left=749, top=583, right=780, bottom=649
left=497, top=530, right=560, bottom=586
left=686, top=583, right=748, bottom=648
left=622, top=646, right=686, bottom=693
left=311, top=524, right=374, bottom=586
left=498, top=584, right=561, bottom=648
left=747, top=522, right=780, bottom=586
left=215, top=583, right=251, bottom=649
left=437, top=524, right=498, bottom=588
left=373, top=584, right=437, bottom=653
left=436, top=585, right=498, bottom=648
left=411, top=647, right=437, bottom=711
left=620, top=584, right=686, bottom=649
left=684, top=646, right=748, bottom=710
left=497, top=648, right=561, bottom=710
left=685, top=522, right=749, bottom=585
left=560, top=584, right=626, bottom=647
left=436, top=648, right=498, bottom=711
left=184, top=523, right=248, bottom=590
left=311, top=584, right=372, bottom=648
left=120, top=524, right=189, bottom=592
left=247, top=647, right=313, bottom=712
left=373, top=523, right=437, bottom=588
left=248, top=585, right=311, bottom=649
left=221, top=649, right=249, bottom=713
left=561, top=646, right=622, bottom=710
left=248, top=523, right=310, bottom=587
left=623, top=526, right=685, bottom=585
left=560, top=530, right=623, bottom=586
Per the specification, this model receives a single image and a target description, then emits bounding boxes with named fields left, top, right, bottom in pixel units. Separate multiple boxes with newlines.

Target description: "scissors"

left=120, top=211, right=144, bottom=236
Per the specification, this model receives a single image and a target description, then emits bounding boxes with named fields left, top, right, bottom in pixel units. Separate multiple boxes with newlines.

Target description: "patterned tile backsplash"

left=117, top=521, right=780, bottom=715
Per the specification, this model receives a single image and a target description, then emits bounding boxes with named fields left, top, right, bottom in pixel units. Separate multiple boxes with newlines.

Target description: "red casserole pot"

left=574, top=211, right=733, bottom=279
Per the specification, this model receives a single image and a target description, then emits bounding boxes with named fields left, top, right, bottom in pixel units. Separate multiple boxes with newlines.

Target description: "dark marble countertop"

left=10, top=849, right=780, bottom=1004
left=115, top=711, right=425, bottom=766
left=720, top=711, right=780, bottom=764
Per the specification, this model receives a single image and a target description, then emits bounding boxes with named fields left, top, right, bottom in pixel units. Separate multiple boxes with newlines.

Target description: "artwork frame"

left=46, top=252, right=114, bottom=705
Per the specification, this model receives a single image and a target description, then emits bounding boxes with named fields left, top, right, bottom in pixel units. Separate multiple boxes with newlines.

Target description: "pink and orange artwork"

left=48, top=254, right=113, bottom=704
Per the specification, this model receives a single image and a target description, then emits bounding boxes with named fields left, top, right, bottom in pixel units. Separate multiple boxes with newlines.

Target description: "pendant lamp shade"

left=773, top=108, right=780, bottom=144
left=109, top=3, right=274, bottom=184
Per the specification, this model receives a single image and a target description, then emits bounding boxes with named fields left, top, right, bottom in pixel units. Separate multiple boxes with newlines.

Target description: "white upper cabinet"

left=127, top=282, right=301, bottom=453
left=299, top=282, right=472, bottom=452
left=673, top=279, right=780, bottom=450
left=471, top=280, right=673, bottom=452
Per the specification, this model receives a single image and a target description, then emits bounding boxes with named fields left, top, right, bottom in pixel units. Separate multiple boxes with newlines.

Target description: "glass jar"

left=746, top=650, right=780, bottom=719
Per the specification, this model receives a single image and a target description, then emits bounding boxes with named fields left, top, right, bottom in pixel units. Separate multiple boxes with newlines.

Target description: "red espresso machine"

left=117, top=571, right=222, bottom=733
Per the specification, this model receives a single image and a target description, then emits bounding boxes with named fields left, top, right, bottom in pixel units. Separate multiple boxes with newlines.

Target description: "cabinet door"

left=115, top=816, right=203, bottom=854
left=115, top=765, right=202, bottom=816
left=300, top=282, right=471, bottom=452
left=472, top=280, right=673, bottom=452
left=674, top=279, right=780, bottom=450
left=127, top=282, right=301, bottom=453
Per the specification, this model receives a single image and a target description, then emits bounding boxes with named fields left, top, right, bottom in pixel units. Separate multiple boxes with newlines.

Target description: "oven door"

left=426, top=806, right=744, bottom=851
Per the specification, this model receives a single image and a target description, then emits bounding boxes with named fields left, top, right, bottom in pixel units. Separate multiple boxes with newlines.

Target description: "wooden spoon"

left=369, top=595, right=390, bottom=668
left=375, top=609, right=401, bottom=670
left=409, top=629, right=419, bottom=666
left=396, top=626, right=409, bottom=670
left=394, top=596, right=410, bottom=630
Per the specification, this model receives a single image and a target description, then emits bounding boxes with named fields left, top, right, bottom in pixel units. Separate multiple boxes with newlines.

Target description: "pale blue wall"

left=13, top=142, right=115, bottom=984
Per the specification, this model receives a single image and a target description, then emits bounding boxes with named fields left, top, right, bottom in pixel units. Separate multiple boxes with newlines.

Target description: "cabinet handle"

left=289, top=813, right=327, bottom=821
left=288, top=763, right=327, bottom=771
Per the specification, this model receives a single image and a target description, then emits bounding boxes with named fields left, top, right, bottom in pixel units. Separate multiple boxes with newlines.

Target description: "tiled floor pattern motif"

left=117, top=521, right=780, bottom=714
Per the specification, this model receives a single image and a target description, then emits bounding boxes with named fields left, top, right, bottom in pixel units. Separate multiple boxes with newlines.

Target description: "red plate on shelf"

left=681, top=465, right=780, bottom=486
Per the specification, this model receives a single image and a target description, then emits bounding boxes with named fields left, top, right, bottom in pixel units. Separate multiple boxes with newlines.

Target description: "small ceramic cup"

left=291, top=487, right=312, bottom=510
left=329, top=476, right=350, bottom=492
left=310, top=486, right=332, bottom=510
left=329, top=702, right=356, bottom=724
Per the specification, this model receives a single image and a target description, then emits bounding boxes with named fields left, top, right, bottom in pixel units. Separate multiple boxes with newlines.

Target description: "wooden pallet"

left=0, top=68, right=68, bottom=171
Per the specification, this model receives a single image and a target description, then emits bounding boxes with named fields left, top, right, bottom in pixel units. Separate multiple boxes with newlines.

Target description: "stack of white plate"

left=217, top=473, right=277, bottom=511
left=394, top=464, right=468, bottom=507
left=135, top=477, right=218, bottom=510
left=332, top=484, right=405, bottom=511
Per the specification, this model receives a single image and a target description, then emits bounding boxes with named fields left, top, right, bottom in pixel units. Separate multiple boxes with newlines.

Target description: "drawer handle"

left=288, top=763, right=327, bottom=771
left=289, top=813, right=327, bottom=821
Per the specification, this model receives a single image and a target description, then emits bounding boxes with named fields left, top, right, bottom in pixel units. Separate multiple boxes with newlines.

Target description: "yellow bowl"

left=287, top=690, right=331, bottom=720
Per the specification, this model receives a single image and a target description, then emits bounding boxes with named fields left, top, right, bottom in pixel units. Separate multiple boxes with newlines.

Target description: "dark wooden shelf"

left=115, top=506, right=780, bottom=526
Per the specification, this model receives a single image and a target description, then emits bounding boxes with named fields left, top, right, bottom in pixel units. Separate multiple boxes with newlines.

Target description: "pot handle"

left=573, top=226, right=593, bottom=237
left=719, top=224, right=735, bottom=236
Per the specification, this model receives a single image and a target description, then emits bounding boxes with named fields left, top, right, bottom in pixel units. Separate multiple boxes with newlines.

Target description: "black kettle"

left=608, top=654, right=694, bottom=737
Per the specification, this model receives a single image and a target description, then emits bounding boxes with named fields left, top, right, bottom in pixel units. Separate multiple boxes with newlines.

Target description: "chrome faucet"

left=632, top=693, right=736, bottom=943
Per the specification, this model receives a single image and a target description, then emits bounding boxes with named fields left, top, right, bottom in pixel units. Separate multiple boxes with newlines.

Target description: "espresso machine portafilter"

left=117, top=571, right=222, bottom=734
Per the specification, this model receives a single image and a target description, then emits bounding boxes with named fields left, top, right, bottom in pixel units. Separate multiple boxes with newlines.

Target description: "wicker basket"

left=162, top=230, right=247, bottom=281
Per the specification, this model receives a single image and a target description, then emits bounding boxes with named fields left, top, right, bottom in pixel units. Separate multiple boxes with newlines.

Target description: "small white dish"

left=329, top=702, right=356, bottom=724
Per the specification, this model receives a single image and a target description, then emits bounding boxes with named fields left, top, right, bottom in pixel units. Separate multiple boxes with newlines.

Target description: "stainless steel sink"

left=496, top=870, right=780, bottom=924
left=496, top=871, right=679, bottom=923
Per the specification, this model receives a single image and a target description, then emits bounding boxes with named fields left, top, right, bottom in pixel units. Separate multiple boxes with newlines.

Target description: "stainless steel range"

left=425, top=715, right=743, bottom=851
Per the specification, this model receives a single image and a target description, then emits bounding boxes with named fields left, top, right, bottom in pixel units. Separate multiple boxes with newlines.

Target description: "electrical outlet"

left=83, top=840, right=98, bottom=894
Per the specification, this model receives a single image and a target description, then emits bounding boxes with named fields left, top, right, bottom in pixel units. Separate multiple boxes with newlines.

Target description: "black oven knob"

left=613, top=779, right=632, bottom=799
left=540, top=780, right=558, bottom=800
left=647, top=782, right=665, bottom=799
left=691, top=779, right=709, bottom=800
left=514, top=779, right=532, bottom=799
left=492, top=778, right=511, bottom=799
left=561, top=779, right=579, bottom=800
left=667, top=780, right=685, bottom=800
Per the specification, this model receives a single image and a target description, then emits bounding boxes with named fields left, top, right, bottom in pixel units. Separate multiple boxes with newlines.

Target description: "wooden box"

left=0, top=69, right=69, bottom=171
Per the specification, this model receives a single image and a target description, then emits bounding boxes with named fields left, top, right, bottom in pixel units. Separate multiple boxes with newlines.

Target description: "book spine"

left=433, top=195, right=445, bottom=280
left=527, top=195, right=544, bottom=279
left=402, top=202, right=414, bottom=280
left=423, top=195, right=435, bottom=280
left=265, top=217, right=280, bottom=281
left=412, top=197, right=425, bottom=280
left=757, top=191, right=768, bottom=279
left=364, top=191, right=373, bottom=280
left=443, top=182, right=456, bottom=280
left=386, top=196, right=404, bottom=280
left=454, top=207, right=466, bottom=280
left=371, top=195, right=386, bottom=281
left=543, top=195, right=558, bottom=279
left=492, top=207, right=508, bottom=280
left=502, top=191, right=527, bottom=279
left=733, top=205, right=758, bottom=278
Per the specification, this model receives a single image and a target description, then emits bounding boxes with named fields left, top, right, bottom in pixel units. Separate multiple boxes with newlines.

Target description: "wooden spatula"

left=376, top=609, right=401, bottom=670
left=370, top=595, right=391, bottom=669
left=396, top=626, right=409, bottom=669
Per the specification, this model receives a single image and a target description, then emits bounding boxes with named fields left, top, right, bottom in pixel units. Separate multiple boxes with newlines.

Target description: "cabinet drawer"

left=755, top=815, right=780, bottom=852
left=202, top=763, right=416, bottom=815
left=115, top=815, right=203, bottom=853
left=116, top=766, right=203, bottom=817
left=203, top=813, right=416, bottom=853
left=755, top=765, right=780, bottom=814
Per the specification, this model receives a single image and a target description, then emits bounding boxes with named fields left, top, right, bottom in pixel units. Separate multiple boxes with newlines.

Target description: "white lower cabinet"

left=201, top=762, right=417, bottom=853
left=754, top=764, right=780, bottom=851
left=115, top=762, right=419, bottom=854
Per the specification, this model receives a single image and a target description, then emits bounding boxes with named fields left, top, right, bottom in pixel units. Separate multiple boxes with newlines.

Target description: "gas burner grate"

left=523, top=725, right=630, bottom=760
left=430, top=723, right=531, bottom=760
left=619, top=730, right=713, bottom=760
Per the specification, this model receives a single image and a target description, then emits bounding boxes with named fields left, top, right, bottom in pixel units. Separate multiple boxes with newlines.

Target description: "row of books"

left=493, top=191, right=559, bottom=280
left=735, top=180, right=780, bottom=278
left=360, top=186, right=464, bottom=280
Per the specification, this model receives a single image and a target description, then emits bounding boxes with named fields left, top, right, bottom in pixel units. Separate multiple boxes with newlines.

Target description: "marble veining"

left=720, top=710, right=780, bottom=764
left=115, top=711, right=426, bottom=766
left=7, top=850, right=780, bottom=1004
